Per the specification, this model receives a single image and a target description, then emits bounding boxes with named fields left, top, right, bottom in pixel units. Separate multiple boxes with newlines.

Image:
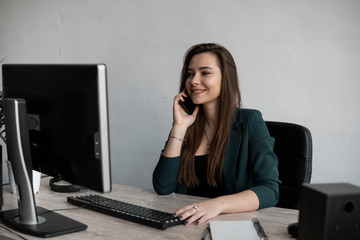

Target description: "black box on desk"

left=0, top=145, right=2, bottom=210
left=298, top=183, right=360, bottom=240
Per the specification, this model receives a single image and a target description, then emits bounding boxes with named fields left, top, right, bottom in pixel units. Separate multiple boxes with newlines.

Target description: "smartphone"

left=179, top=91, right=197, bottom=115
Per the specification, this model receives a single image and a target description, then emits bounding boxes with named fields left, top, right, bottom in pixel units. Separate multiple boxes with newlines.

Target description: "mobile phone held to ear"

left=179, top=91, right=197, bottom=115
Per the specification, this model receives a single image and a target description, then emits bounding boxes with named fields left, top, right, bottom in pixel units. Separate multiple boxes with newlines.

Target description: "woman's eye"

left=186, top=73, right=194, bottom=78
left=202, top=72, right=211, bottom=76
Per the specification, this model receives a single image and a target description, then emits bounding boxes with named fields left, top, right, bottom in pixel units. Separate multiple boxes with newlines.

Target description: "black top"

left=187, top=155, right=224, bottom=198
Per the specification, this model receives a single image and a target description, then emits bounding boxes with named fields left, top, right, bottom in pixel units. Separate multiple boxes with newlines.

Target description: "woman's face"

left=185, top=52, right=222, bottom=107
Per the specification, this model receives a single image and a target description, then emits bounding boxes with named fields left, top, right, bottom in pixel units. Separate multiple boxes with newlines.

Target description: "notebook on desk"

left=209, top=219, right=267, bottom=240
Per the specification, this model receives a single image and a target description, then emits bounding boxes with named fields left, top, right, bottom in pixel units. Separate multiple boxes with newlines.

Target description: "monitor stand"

left=0, top=98, right=87, bottom=238
left=49, top=176, right=81, bottom=193
left=0, top=207, right=87, bottom=238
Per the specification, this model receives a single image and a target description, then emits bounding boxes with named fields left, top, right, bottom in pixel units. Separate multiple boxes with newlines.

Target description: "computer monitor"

left=0, top=64, right=112, bottom=237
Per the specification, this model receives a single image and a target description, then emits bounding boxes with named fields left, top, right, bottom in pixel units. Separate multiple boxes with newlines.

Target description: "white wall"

left=1, top=0, right=359, bottom=189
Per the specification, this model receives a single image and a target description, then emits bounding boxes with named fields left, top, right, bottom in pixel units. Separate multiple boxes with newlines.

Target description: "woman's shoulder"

left=240, top=108, right=262, bottom=118
left=234, top=108, right=264, bottom=123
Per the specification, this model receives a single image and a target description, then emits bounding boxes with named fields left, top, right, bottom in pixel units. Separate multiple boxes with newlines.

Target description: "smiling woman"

left=152, top=43, right=280, bottom=226
left=185, top=53, right=222, bottom=108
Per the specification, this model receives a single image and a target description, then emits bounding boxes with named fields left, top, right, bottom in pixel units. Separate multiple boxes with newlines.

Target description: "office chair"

left=265, top=121, right=313, bottom=210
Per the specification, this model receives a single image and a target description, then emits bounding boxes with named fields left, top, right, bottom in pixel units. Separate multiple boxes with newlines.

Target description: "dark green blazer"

left=152, top=108, right=280, bottom=209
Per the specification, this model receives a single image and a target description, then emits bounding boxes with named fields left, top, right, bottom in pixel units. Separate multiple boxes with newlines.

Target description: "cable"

left=38, top=206, right=86, bottom=216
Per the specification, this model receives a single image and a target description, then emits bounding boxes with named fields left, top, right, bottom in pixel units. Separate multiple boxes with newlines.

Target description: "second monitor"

left=1, top=63, right=112, bottom=237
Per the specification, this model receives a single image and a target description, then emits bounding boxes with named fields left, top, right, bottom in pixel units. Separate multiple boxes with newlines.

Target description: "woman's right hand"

left=173, top=91, right=199, bottom=129
left=162, top=91, right=199, bottom=158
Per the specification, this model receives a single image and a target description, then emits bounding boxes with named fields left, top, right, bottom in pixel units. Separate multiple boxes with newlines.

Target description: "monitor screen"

left=2, top=64, right=111, bottom=193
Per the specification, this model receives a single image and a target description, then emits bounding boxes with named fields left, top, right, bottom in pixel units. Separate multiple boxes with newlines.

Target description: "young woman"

left=153, top=43, right=280, bottom=226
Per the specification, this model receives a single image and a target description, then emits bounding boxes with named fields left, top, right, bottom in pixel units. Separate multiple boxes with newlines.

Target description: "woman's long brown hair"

left=177, top=43, right=241, bottom=188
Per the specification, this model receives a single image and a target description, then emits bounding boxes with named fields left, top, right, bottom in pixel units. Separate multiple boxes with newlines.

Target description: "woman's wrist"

left=162, top=126, right=187, bottom=157
left=170, top=125, right=187, bottom=139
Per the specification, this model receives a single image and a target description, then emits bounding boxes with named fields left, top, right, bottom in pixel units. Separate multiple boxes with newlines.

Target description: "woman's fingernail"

left=178, top=215, right=183, bottom=220
left=184, top=220, right=189, bottom=225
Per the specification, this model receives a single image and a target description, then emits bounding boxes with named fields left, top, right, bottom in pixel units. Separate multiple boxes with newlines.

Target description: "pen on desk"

left=252, top=218, right=268, bottom=240
left=201, top=226, right=210, bottom=240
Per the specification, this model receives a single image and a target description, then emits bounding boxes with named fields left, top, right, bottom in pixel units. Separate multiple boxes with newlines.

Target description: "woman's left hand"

left=174, top=198, right=225, bottom=225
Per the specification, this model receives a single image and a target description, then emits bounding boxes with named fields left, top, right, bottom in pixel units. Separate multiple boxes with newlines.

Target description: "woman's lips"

left=191, top=89, right=206, bottom=95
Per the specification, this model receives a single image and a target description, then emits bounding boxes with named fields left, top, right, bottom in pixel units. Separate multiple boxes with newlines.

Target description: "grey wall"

left=1, top=0, right=360, bottom=189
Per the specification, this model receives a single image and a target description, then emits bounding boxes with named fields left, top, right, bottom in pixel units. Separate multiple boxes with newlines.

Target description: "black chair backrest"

left=265, top=121, right=313, bottom=209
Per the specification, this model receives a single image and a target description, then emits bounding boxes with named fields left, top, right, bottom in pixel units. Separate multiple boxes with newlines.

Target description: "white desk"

left=1, top=177, right=298, bottom=239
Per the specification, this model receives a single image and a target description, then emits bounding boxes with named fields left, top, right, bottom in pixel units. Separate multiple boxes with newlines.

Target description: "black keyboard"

left=67, top=194, right=184, bottom=230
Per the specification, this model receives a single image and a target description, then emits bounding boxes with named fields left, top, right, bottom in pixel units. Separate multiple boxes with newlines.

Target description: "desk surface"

left=1, top=177, right=298, bottom=239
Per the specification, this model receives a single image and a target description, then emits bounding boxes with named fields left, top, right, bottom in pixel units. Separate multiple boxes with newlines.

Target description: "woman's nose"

left=190, top=73, right=200, bottom=85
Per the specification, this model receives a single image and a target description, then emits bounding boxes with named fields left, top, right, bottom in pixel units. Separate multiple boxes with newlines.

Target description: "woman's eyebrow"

left=199, top=66, right=214, bottom=70
left=187, top=66, right=214, bottom=71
